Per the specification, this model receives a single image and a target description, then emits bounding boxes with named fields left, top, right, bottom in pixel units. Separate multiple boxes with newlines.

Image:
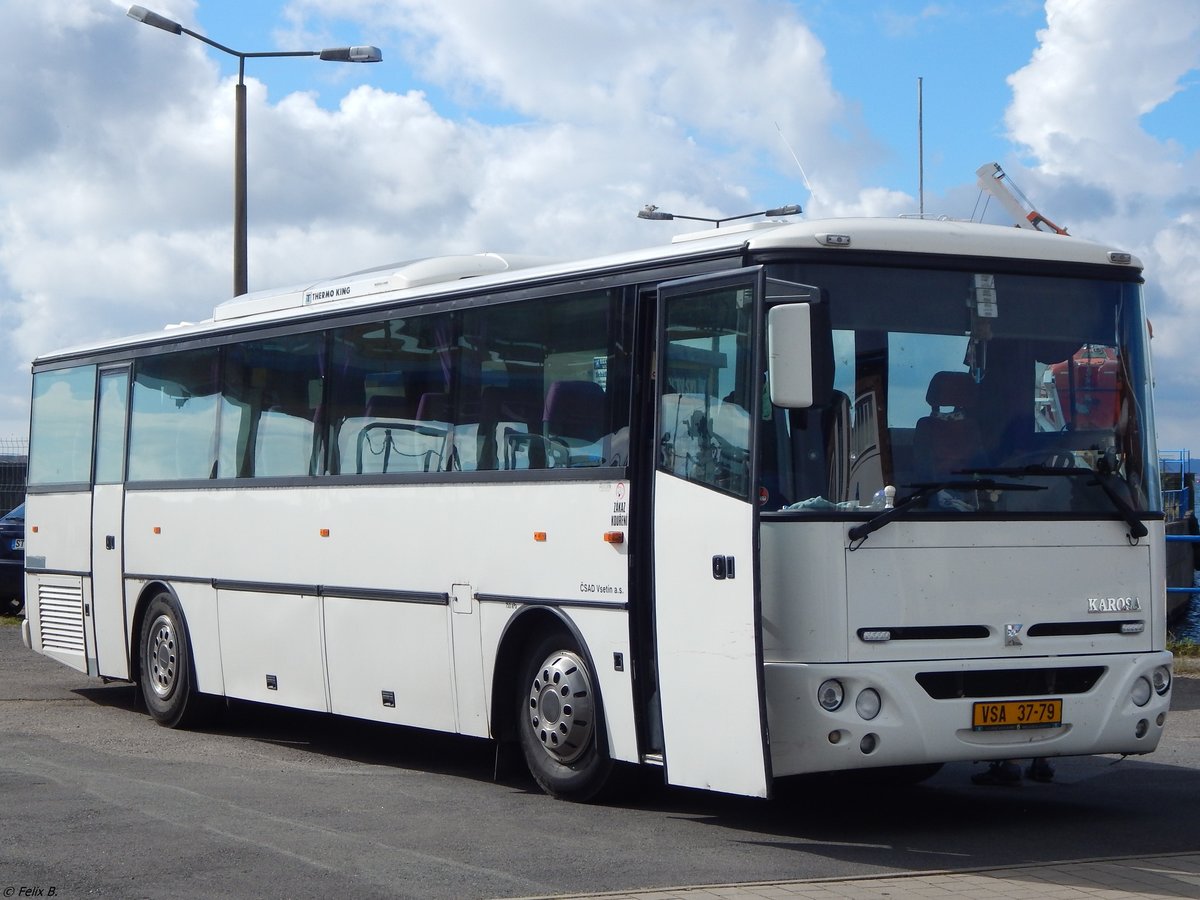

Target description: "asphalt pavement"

left=2, top=619, right=1199, bottom=899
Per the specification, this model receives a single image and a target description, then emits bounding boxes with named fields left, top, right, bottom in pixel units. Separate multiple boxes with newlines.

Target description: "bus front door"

left=652, top=270, right=771, bottom=798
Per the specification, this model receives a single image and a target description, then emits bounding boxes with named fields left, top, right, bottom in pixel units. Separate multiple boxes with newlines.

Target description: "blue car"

left=0, top=503, right=24, bottom=615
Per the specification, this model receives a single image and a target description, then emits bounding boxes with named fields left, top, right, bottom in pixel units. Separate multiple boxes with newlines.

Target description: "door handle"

left=712, top=555, right=736, bottom=580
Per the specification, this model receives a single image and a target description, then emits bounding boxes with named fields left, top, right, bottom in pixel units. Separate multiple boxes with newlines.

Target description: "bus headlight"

left=1152, top=666, right=1171, bottom=695
left=855, top=688, right=881, bottom=721
left=1130, top=676, right=1152, bottom=707
left=817, top=679, right=845, bottom=711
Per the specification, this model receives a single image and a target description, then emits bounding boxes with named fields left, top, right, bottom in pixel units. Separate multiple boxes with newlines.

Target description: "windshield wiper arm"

left=847, top=478, right=1044, bottom=545
left=970, top=466, right=1148, bottom=540
left=847, top=484, right=937, bottom=544
left=1092, top=472, right=1149, bottom=539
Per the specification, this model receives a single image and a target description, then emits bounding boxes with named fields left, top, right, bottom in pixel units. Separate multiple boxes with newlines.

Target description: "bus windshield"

left=761, top=262, right=1159, bottom=517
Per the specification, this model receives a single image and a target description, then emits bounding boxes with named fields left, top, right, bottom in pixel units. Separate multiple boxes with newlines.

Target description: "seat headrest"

left=925, top=371, right=976, bottom=410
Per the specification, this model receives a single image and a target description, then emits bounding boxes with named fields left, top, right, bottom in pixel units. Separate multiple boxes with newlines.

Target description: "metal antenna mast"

left=918, top=77, right=924, bottom=218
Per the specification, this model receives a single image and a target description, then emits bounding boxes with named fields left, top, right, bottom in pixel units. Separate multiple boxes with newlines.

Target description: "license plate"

left=972, top=699, right=1063, bottom=731
left=11, top=538, right=22, bottom=551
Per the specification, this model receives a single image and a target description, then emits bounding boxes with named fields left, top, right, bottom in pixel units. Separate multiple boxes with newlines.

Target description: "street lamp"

left=127, top=5, right=382, bottom=297
left=637, top=203, right=801, bottom=227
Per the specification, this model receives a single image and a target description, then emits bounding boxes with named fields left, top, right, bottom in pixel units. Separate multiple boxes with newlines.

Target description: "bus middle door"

left=90, top=367, right=131, bottom=679
left=652, top=269, right=771, bottom=798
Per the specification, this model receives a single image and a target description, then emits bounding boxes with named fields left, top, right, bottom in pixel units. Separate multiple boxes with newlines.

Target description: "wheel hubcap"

left=147, top=613, right=178, bottom=699
left=527, top=650, right=595, bottom=764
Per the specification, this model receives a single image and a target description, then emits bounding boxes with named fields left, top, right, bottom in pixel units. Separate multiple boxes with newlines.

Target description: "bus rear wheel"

left=139, top=592, right=207, bottom=728
left=517, top=633, right=612, bottom=801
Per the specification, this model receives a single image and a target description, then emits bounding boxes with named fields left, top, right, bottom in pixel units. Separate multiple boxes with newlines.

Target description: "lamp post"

left=127, top=6, right=382, bottom=297
left=637, top=204, right=801, bottom=227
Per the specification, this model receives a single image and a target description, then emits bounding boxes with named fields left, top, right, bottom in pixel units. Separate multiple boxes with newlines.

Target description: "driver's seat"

left=913, top=371, right=981, bottom=481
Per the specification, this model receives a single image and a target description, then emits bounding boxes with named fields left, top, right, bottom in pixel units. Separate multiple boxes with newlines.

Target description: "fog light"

left=1135, top=719, right=1148, bottom=738
left=1152, top=666, right=1171, bottom=695
left=1156, top=712, right=1166, bottom=727
left=859, top=733, right=878, bottom=754
left=828, top=730, right=841, bottom=744
left=818, top=679, right=845, bottom=711
left=1130, top=676, right=1152, bottom=707
left=855, top=688, right=881, bottom=721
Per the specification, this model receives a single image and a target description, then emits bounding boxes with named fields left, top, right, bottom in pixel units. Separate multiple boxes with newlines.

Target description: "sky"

left=1, top=0, right=1198, bottom=452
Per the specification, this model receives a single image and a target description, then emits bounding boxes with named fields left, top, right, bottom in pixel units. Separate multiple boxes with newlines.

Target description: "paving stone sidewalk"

left=525, top=852, right=1200, bottom=900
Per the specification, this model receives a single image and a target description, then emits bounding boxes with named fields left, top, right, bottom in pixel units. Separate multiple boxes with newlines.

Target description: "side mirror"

left=767, top=304, right=814, bottom=408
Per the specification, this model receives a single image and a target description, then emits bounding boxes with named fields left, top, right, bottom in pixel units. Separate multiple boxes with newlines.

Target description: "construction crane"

left=975, top=162, right=1068, bottom=234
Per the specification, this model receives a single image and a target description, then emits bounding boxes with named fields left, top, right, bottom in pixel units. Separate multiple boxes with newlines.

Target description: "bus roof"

left=34, top=216, right=1142, bottom=365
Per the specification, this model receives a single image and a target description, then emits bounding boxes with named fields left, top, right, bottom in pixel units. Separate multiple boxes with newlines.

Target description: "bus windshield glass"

left=761, top=262, right=1159, bottom=517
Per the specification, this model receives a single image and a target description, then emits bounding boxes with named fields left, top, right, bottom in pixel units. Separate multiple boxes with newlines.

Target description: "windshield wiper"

left=847, top=478, right=1044, bottom=546
left=969, top=466, right=1149, bottom=540
left=1093, top=472, right=1149, bottom=539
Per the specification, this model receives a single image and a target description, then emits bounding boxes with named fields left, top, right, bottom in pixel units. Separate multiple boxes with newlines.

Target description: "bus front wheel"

left=139, top=592, right=207, bottom=728
left=517, top=633, right=612, bottom=801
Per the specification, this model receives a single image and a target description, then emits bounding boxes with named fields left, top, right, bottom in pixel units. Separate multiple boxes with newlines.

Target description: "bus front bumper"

left=765, top=651, right=1173, bottom=777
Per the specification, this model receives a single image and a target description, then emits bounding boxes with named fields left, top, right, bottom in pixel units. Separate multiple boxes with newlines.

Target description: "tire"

left=139, top=592, right=208, bottom=728
left=517, top=632, right=613, bottom=801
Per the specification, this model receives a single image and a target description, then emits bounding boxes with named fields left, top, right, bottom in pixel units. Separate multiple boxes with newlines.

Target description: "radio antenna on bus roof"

left=918, top=77, right=924, bottom=218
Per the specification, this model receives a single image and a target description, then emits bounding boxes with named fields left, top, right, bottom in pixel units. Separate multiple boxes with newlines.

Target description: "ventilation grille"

left=1027, top=621, right=1140, bottom=637
left=38, top=581, right=85, bottom=653
left=857, top=625, right=989, bottom=642
left=916, top=666, right=1104, bottom=700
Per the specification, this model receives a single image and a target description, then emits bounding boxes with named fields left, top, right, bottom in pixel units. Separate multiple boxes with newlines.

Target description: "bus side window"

left=326, top=314, right=454, bottom=475
left=218, top=334, right=324, bottom=478
left=29, top=365, right=97, bottom=486
left=459, top=288, right=630, bottom=472
left=128, top=349, right=221, bottom=482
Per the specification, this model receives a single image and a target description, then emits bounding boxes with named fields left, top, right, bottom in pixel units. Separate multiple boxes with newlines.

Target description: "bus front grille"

left=916, top=666, right=1104, bottom=700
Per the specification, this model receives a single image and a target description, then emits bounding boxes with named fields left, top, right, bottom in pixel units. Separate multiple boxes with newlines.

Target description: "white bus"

left=21, top=216, right=1173, bottom=800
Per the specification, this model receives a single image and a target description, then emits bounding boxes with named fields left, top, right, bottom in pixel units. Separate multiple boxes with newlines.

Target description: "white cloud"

left=282, top=0, right=877, bottom=211
left=1006, top=0, right=1200, bottom=192
left=1003, top=0, right=1200, bottom=450
left=4, top=0, right=1198, bottom=459
left=0, top=0, right=885, bottom=439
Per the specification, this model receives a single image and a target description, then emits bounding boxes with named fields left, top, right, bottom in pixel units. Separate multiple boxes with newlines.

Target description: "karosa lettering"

left=1087, top=596, right=1142, bottom=612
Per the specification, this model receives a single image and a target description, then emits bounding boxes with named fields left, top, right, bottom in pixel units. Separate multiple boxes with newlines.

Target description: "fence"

left=1161, top=449, right=1194, bottom=524
left=0, top=438, right=28, bottom=514
left=1161, top=451, right=1199, bottom=604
